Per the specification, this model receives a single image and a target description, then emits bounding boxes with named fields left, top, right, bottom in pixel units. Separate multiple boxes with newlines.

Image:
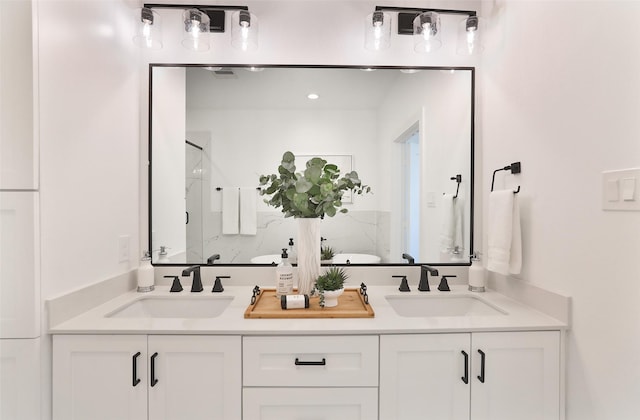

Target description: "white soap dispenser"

left=137, top=251, right=155, bottom=292
left=468, top=252, right=485, bottom=292
left=275, top=248, right=294, bottom=297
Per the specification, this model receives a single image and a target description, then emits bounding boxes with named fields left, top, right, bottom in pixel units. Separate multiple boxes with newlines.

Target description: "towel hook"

left=450, top=174, right=462, bottom=198
left=491, top=162, right=521, bottom=193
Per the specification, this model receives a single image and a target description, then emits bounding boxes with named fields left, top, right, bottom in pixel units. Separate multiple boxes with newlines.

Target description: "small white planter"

left=321, top=288, right=344, bottom=308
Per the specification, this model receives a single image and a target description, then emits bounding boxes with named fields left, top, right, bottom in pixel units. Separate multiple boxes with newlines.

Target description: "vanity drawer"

left=243, top=335, right=378, bottom=387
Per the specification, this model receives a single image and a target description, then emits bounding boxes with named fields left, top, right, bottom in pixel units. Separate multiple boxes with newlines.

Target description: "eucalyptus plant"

left=259, top=151, right=371, bottom=218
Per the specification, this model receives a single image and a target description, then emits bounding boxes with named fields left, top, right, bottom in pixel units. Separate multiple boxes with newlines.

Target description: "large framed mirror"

left=149, top=65, right=474, bottom=266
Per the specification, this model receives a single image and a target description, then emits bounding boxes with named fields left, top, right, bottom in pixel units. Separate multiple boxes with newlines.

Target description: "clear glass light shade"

left=181, top=8, right=210, bottom=52
left=133, top=7, right=162, bottom=49
left=364, top=11, right=391, bottom=51
left=231, top=10, right=258, bottom=51
left=413, top=11, right=441, bottom=53
left=456, top=15, right=484, bottom=55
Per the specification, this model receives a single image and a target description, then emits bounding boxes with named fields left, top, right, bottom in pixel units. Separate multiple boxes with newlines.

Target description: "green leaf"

left=305, top=166, right=322, bottom=183
left=295, top=178, right=312, bottom=193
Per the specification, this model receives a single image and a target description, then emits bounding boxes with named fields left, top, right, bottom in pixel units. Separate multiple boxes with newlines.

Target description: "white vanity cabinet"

left=242, top=335, right=379, bottom=420
left=53, top=334, right=241, bottom=420
left=379, top=331, right=560, bottom=420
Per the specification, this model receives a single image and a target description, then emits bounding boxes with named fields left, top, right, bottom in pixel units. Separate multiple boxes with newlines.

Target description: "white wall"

left=480, top=1, right=640, bottom=419
left=39, top=0, right=140, bottom=298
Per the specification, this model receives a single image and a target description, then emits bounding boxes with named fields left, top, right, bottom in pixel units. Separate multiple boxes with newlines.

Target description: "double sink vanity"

left=50, top=273, right=567, bottom=420
left=48, top=63, right=567, bottom=419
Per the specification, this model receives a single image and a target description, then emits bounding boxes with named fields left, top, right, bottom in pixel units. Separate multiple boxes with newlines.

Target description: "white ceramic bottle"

left=468, top=252, right=486, bottom=292
left=137, top=251, right=155, bottom=292
left=275, top=249, right=294, bottom=297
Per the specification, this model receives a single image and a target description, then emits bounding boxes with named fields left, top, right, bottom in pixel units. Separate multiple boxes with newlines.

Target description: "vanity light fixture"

left=133, top=7, right=162, bottom=49
left=138, top=4, right=257, bottom=52
left=231, top=10, right=258, bottom=51
left=457, top=15, right=483, bottom=55
left=368, top=6, right=482, bottom=54
left=364, top=10, right=391, bottom=51
left=182, top=8, right=211, bottom=51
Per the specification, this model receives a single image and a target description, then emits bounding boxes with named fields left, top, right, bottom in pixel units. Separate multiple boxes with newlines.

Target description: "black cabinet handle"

left=150, top=352, right=159, bottom=387
left=186, top=211, right=189, bottom=225
left=461, top=350, right=469, bottom=384
left=294, top=357, right=326, bottom=366
left=132, top=352, right=141, bottom=387
left=477, top=349, right=486, bottom=383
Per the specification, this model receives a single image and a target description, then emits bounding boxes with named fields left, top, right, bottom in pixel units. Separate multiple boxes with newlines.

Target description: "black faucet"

left=207, top=254, right=221, bottom=265
left=182, top=265, right=203, bottom=292
left=419, top=265, right=439, bottom=291
left=402, top=253, right=415, bottom=264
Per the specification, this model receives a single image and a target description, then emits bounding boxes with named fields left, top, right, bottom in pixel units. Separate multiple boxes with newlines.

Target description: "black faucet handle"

left=394, top=275, right=410, bottom=292
left=165, top=276, right=183, bottom=292
left=212, top=276, right=230, bottom=293
left=438, top=275, right=456, bottom=292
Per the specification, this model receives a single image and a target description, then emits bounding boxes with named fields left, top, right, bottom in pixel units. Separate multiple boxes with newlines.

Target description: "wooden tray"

left=244, top=288, right=375, bottom=319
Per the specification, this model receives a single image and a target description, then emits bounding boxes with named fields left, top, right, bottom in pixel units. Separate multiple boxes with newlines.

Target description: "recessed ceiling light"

left=307, top=93, right=319, bottom=100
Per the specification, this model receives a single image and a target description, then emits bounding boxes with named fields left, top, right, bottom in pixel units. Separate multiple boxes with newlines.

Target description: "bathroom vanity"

left=50, top=283, right=567, bottom=420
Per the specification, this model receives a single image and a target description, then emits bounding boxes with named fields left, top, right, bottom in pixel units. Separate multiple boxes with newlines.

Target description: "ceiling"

left=185, top=66, right=409, bottom=110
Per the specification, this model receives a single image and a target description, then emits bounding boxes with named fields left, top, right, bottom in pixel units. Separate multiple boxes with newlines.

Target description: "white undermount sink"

left=385, top=295, right=507, bottom=317
left=106, top=296, right=233, bottom=319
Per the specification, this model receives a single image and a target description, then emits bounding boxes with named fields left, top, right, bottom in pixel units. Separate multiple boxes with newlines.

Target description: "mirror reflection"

left=150, top=65, right=473, bottom=265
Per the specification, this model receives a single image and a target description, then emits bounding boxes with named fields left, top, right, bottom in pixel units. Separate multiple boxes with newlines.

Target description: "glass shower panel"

left=185, top=140, right=204, bottom=263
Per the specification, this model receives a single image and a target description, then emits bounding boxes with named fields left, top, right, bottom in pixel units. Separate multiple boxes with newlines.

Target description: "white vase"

left=296, top=217, right=321, bottom=296
left=321, top=288, right=344, bottom=308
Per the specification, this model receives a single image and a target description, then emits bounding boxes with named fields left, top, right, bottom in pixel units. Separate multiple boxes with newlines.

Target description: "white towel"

left=452, top=194, right=464, bottom=251
left=222, top=188, right=239, bottom=235
left=240, top=188, right=257, bottom=235
left=440, top=194, right=456, bottom=252
left=487, top=190, right=522, bottom=275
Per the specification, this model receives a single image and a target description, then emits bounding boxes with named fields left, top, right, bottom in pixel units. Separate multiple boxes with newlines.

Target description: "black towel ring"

left=491, top=162, right=521, bottom=194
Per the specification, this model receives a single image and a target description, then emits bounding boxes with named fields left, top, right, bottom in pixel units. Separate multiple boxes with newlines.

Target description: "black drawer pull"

left=294, top=357, right=326, bottom=366
left=461, top=350, right=469, bottom=384
left=150, top=352, right=159, bottom=387
left=132, top=352, right=141, bottom=387
left=477, top=349, right=486, bottom=383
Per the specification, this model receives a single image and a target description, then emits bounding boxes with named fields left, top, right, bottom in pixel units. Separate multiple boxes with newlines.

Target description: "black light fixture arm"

left=374, top=6, right=477, bottom=17
left=143, top=4, right=248, bottom=11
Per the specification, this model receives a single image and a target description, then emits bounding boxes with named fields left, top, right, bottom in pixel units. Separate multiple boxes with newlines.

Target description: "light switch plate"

left=118, top=235, right=130, bottom=262
left=602, top=168, right=640, bottom=211
left=622, top=177, right=636, bottom=201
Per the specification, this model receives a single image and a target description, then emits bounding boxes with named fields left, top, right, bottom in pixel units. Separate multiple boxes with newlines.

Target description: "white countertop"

left=49, top=284, right=567, bottom=335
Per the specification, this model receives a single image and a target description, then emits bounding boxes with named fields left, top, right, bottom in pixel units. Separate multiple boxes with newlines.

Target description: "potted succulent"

left=315, top=266, right=348, bottom=308
left=259, top=152, right=370, bottom=295
left=320, top=246, right=335, bottom=264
